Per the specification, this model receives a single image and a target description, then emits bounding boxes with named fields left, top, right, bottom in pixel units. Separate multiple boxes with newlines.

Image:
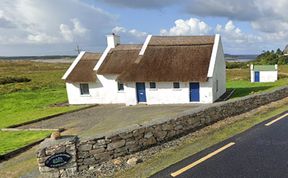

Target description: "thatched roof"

left=65, top=52, right=101, bottom=83
left=149, top=36, right=215, bottom=46
left=97, top=44, right=142, bottom=75
left=117, top=36, right=215, bottom=82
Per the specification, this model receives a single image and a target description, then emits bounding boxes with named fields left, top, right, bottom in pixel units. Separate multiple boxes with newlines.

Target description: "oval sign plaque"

left=45, top=152, right=72, bottom=168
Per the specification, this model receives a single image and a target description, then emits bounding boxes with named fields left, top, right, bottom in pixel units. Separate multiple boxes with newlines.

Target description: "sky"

left=0, top=0, right=288, bottom=56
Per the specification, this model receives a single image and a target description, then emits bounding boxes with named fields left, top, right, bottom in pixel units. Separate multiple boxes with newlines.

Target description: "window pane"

left=80, top=83, right=89, bottom=95
left=118, top=82, right=124, bottom=91
left=173, top=82, right=180, bottom=88
left=150, top=82, right=156, bottom=89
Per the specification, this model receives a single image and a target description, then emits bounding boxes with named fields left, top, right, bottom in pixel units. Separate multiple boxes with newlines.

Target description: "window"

left=80, top=83, right=89, bottom=95
left=173, top=82, right=180, bottom=89
left=150, top=82, right=156, bottom=89
left=118, top=82, right=124, bottom=91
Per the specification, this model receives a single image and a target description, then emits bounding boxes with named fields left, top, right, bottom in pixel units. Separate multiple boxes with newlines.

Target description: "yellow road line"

left=170, top=142, right=235, bottom=177
left=265, top=113, right=288, bottom=126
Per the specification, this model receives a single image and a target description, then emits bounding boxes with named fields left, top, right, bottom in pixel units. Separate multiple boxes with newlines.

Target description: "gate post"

left=36, top=136, right=78, bottom=178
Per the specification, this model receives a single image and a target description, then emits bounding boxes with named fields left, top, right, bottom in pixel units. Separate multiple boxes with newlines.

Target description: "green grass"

left=0, top=88, right=82, bottom=128
left=226, top=65, right=288, bottom=98
left=0, top=131, right=51, bottom=156
left=0, top=60, right=84, bottom=128
left=116, top=98, right=288, bottom=178
left=0, top=60, right=82, bottom=157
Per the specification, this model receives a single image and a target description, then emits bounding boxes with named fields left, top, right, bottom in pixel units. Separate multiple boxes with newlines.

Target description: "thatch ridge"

left=149, top=36, right=215, bottom=46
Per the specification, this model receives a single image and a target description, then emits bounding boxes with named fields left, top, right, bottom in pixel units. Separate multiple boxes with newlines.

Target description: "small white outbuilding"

left=250, top=64, right=278, bottom=83
left=62, top=34, right=226, bottom=105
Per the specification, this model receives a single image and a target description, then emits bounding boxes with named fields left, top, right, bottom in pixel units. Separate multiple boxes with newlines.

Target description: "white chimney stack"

left=106, top=33, right=120, bottom=48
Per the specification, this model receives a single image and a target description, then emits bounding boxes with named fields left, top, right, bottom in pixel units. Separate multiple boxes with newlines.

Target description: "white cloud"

left=160, top=18, right=211, bottom=36
left=27, top=33, right=59, bottom=44
left=60, top=18, right=88, bottom=42
left=160, top=18, right=266, bottom=53
left=0, top=0, right=116, bottom=55
left=112, top=26, right=147, bottom=43
left=215, top=20, right=264, bottom=53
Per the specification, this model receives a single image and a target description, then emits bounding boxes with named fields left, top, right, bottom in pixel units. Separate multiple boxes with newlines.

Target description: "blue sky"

left=0, top=0, right=288, bottom=56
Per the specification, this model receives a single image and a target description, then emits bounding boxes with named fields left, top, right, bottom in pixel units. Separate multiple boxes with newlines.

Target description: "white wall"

left=124, top=81, right=213, bottom=105
left=211, top=36, right=226, bottom=101
left=66, top=74, right=127, bottom=105
left=124, top=83, right=137, bottom=106
left=251, top=71, right=278, bottom=82
left=66, top=82, right=102, bottom=104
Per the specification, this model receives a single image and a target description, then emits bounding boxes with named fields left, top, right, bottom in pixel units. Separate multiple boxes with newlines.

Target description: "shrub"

left=226, top=62, right=249, bottom=69
left=0, top=77, right=31, bottom=85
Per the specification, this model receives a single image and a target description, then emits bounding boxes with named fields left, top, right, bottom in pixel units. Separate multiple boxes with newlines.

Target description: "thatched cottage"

left=250, top=64, right=278, bottom=83
left=62, top=34, right=226, bottom=105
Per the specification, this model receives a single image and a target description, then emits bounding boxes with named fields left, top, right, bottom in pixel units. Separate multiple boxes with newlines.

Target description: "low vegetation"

left=0, top=77, right=31, bottom=85
left=0, top=131, right=51, bottom=156
left=0, top=60, right=84, bottom=128
left=0, top=60, right=83, bottom=157
left=255, top=49, right=288, bottom=65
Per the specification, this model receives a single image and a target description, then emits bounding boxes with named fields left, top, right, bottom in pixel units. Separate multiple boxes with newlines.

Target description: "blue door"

left=255, top=71, right=260, bottom=82
left=190, top=83, right=200, bottom=102
left=136, top=83, right=147, bottom=102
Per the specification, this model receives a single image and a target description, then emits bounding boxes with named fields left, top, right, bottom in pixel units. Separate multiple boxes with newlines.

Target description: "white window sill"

left=118, top=90, right=125, bottom=93
left=149, top=88, right=158, bottom=91
left=80, top=94, right=91, bottom=97
left=173, top=89, right=182, bottom=91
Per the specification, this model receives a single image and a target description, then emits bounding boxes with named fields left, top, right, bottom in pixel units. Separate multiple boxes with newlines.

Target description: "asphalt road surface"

left=152, top=111, right=288, bottom=178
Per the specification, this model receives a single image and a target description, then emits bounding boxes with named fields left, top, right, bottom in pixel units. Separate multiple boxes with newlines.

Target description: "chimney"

left=106, top=33, right=120, bottom=48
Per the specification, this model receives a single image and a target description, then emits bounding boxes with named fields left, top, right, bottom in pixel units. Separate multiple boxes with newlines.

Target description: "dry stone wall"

left=37, top=87, right=288, bottom=177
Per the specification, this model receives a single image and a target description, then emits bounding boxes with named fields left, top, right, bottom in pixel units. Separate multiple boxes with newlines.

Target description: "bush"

left=226, top=62, right=249, bottom=69
left=0, top=77, right=31, bottom=85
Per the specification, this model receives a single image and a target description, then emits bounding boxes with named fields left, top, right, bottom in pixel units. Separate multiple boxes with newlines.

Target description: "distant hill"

left=0, top=55, right=77, bottom=60
left=225, top=54, right=258, bottom=62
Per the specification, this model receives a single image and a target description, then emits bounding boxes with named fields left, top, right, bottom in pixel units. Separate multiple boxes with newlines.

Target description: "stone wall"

left=37, top=87, right=288, bottom=177
left=37, top=136, right=78, bottom=177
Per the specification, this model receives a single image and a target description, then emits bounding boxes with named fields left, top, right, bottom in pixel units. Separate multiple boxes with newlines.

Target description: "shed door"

left=190, top=82, right=200, bottom=102
left=255, top=71, right=260, bottom=82
left=136, top=83, right=147, bottom=102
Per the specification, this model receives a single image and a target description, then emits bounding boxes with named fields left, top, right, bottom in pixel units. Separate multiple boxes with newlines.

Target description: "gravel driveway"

left=18, top=104, right=202, bottom=137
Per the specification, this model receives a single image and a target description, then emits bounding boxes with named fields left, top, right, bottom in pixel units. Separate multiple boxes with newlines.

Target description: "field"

left=0, top=60, right=83, bottom=156
left=0, top=60, right=287, bottom=156
left=0, top=131, right=51, bottom=155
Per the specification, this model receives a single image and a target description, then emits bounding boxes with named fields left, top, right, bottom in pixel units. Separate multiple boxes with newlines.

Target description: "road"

left=152, top=111, right=288, bottom=178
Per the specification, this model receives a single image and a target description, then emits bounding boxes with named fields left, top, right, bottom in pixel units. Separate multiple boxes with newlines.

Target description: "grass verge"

left=0, top=88, right=83, bottom=128
left=115, top=98, right=288, bottom=178
left=0, top=131, right=51, bottom=156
